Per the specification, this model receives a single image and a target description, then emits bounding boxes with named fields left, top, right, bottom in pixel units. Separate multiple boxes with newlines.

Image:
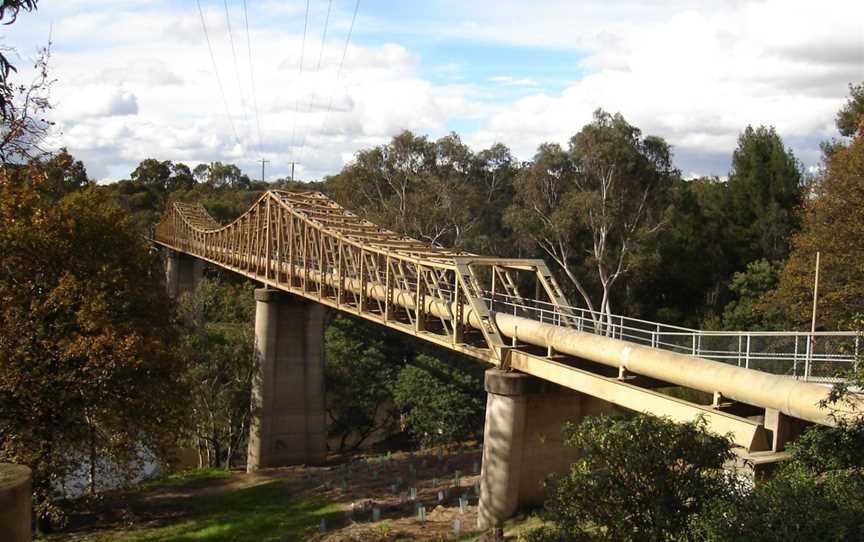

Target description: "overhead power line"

left=288, top=0, right=311, bottom=168
left=196, top=0, right=243, bottom=151
left=223, top=0, right=255, bottom=159
left=335, top=1, right=360, bottom=90
left=318, top=0, right=360, bottom=142
left=242, top=0, right=264, bottom=157
left=295, top=0, right=333, bottom=164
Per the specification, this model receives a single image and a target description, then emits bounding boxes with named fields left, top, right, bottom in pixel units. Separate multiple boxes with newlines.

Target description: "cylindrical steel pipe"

left=314, top=268, right=854, bottom=426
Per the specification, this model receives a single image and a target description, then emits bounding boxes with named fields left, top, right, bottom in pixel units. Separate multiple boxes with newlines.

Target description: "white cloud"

left=5, top=0, right=862, bottom=182
left=55, top=85, right=139, bottom=119
left=488, top=76, right=539, bottom=87
left=461, top=0, right=863, bottom=174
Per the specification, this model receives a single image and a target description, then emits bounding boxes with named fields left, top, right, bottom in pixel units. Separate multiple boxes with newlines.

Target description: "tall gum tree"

left=506, top=109, right=676, bottom=326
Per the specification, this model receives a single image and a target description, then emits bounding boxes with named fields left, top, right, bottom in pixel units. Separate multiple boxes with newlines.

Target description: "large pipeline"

left=296, top=266, right=857, bottom=427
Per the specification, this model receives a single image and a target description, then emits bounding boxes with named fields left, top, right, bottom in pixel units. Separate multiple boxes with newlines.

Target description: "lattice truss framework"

left=153, top=190, right=837, bottom=453
left=154, top=190, right=576, bottom=365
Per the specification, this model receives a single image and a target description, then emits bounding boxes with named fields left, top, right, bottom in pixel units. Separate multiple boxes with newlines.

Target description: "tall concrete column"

left=165, top=250, right=204, bottom=299
left=477, top=369, right=614, bottom=531
left=247, top=288, right=327, bottom=471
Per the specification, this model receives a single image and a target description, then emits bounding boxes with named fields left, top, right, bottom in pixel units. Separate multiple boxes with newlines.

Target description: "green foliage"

left=198, top=161, right=252, bottom=189
left=0, top=166, right=187, bottom=522
left=391, top=353, right=485, bottom=447
left=764, top=122, right=864, bottom=329
left=540, top=415, right=735, bottom=542
left=718, top=259, right=782, bottom=330
left=631, top=177, right=730, bottom=325
left=783, top=423, right=864, bottom=474
left=324, top=314, right=403, bottom=450
left=505, top=109, right=676, bottom=320
left=836, top=82, right=864, bottom=138
left=193, top=277, right=255, bottom=324
left=177, top=279, right=256, bottom=469
left=692, top=468, right=864, bottom=542
left=326, top=130, right=518, bottom=255
left=726, top=125, right=803, bottom=266
left=40, top=148, right=90, bottom=199
left=691, top=329, right=864, bottom=541
left=325, top=312, right=486, bottom=450
left=130, top=158, right=195, bottom=193
left=691, top=418, right=864, bottom=542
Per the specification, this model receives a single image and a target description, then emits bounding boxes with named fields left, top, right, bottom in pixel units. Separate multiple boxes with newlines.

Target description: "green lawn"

left=108, top=481, right=341, bottom=542
left=135, top=468, right=231, bottom=490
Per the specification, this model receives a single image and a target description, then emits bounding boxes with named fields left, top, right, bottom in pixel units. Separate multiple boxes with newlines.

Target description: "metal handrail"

left=481, top=294, right=859, bottom=383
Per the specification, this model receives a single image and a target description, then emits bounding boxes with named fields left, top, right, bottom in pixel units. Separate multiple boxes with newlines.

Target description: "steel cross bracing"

left=154, top=190, right=573, bottom=364
left=153, top=190, right=862, bottom=453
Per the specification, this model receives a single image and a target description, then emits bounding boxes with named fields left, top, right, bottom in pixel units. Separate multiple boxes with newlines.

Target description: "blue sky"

left=4, top=0, right=862, bottom=181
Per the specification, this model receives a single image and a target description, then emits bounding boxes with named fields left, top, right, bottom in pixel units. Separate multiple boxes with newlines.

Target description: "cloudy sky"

left=5, top=0, right=863, bottom=181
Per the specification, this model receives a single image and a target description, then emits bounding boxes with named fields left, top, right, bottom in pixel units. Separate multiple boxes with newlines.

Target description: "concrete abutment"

left=246, top=288, right=327, bottom=471
left=477, top=368, right=615, bottom=530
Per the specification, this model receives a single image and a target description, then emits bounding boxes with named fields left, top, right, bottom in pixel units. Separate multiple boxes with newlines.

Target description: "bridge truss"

left=155, top=191, right=577, bottom=365
left=153, top=190, right=860, bottom=454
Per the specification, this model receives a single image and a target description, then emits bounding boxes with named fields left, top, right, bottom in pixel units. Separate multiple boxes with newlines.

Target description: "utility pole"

left=289, top=162, right=296, bottom=182
left=807, top=251, right=821, bottom=380
left=259, top=159, right=270, bottom=183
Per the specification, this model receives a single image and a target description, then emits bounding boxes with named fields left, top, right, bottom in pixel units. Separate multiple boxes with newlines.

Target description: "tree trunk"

left=88, top=416, right=97, bottom=496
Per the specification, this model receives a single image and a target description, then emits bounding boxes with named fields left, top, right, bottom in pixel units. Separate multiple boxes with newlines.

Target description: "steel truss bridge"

left=153, top=190, right=860, bottom=454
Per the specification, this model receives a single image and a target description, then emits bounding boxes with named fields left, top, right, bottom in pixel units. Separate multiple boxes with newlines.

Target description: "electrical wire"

left=242, top=0, right=264, bottom=158
left=196, top=0, right=244, bottom=151
left=223, top=0, right=255, bottom=159
left=288, top=0, right=311, bottom=169
left=295, top=0, right=333, bottom=164
left=317, top=0, right=359, bottom=149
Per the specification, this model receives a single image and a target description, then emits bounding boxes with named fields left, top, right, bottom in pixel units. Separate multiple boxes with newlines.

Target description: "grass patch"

left=456, top=513, right=548, bottom=541
left=137, top=468, right=231, bottom=490
left=113, top=481, right=340, bottom=542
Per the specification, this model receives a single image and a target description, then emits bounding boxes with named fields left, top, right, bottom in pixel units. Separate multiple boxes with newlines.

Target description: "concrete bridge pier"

left=165, top=250, right=205, bottom=299
left=246, top=288, right=327, bottom=471
left=477, top=368, right=614, bottom=531
left=0, top=463, right=32, bottom=542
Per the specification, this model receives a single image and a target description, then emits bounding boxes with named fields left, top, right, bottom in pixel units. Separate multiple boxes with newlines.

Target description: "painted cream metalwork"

left=153, top=190, right=861, bottom=452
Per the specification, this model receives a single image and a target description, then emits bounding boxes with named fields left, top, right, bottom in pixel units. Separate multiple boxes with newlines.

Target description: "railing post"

left=692, top=334, right=697, bottom=356
left=737, top=335, right=743, bottom=367
left=745, top=334, right=751, bottom=369
left=793, top=335, right=799, bottom=378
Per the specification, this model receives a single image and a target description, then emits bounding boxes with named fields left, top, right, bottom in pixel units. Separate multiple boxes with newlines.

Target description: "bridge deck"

left=153, top=190, right=860, bottom=452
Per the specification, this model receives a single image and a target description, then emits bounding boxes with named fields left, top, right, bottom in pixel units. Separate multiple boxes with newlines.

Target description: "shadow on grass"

left=115, top=481, right=341, bottom=542
left=136, top=468, right=232, bottom=491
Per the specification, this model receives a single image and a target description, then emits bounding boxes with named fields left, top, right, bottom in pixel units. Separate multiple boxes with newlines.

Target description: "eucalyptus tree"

left=326, top=130, right=516, bottom=252
left=506, top=109, right=676, bottom=326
